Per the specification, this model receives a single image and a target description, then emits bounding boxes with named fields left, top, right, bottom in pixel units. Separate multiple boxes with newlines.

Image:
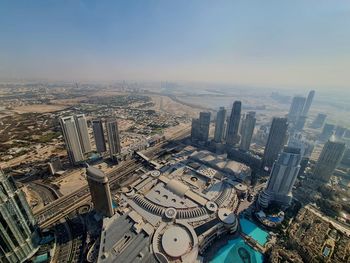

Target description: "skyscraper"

left=226, top=101, right=241, bottom=146
left=262, top=117, right=288, bottom=170
left=191, top=118, right=200, bottom=141
left=313, top=138, right=346, bottom=183
left=288, top=96, right=306, bottom=125
left=191, top=112, right=211, bottom=142
left=319, top=123, right=335, bottom=141
left=86, top=166, right=114, bottom=217
left=0, top=170, right=39, bottom=263
left=301, top=90, right=315, bottom=116
left=240, top=111, right=256, bottom=151
left=214, top=107, right=226, bottom=143
left=199, top=111, right=211, bottom=142
left=60, top=116, right=85, bottom=165
left=106, top=118, right=121, bottom=159
left=74, top=114, right=92, bottom=154
left=335, top=126, right=346, bottom=138
left=258, top=147, right=301, bottom=208
left=310, top=113, right=327, bottom=129
left=92, top=119, right=107, bottom=153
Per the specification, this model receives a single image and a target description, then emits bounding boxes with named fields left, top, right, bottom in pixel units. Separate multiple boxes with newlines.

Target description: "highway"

left=35, top=127, right=190, bottom=229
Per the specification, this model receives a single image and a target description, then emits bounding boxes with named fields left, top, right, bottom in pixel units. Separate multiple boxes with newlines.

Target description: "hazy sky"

left=1, top=0, right=350, bottom=89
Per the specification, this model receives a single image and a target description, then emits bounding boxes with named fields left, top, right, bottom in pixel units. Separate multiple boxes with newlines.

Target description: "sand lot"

left=12, top=104, right=69, bottom=113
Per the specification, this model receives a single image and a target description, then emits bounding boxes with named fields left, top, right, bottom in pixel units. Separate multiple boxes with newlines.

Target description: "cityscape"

left=1, top=1, right=350, bottom=263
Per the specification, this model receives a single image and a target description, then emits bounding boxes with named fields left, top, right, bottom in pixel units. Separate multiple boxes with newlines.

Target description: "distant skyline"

left=1, top=0, right=350, bottom=89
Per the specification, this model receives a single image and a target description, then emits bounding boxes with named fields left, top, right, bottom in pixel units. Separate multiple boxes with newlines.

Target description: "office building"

left=214, top=107, right=226, bottom=143
left=199, top=112, right=211, bottom=142
left=191, top=118, right=200, bottom=141
left=262, top=117, right=288, bottom=170
left=226, top=101, right=241, bottom=146
left=86, top=166, right=114, bottom=217
left=319, top=123, right=335, bottom=141
left=74, top=114, right=92, bottom=154
left=288, top=133, right=314, bottom=158
left=259, top=147, right=301, bottom=208
left=288, top=96, right=306, bottom=125
left=0, top=170, right=39, bottom=263
left=191, top=112, right=211, bottom=142
left=335, top=126, right=346, bottom=138
left=313, top=138, right=346, bottom=183
left=344, top=129, right=350, bottom=139
left=92, top=119, right=107, bottom=153
left=310, top=113, right=327, bottom=129
left=106, top=118, right=121, bottom=159
left=341, top=148, right=350, bottom=166
left=240, top=111, right=256, bottom=151
left=301, top=90, right=315, bottom=116
left=60, top=116, right=85, bottom=165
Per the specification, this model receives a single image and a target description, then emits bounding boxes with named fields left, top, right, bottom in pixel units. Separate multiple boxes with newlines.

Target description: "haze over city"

left=1, top=0, right=350, bottom=89
left=1, top=1, right=350, bottom=263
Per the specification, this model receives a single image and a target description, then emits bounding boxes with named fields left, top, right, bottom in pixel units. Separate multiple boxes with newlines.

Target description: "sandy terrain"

left=0, top=144, right=65, bottom=169
left=12, top=104, right=69, bottom=113
left=151, top=95, right=200, bottom=118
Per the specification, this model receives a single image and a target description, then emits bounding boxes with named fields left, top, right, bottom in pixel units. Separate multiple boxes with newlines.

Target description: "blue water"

left=267, top=215, right=283, bottom=223
left=240, top=218, right=269, bottom=246
left=210, top=237, right=264, bottom=263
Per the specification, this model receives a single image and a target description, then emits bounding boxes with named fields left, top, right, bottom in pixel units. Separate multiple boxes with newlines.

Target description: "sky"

left=0, top=0, right=350, bottom=89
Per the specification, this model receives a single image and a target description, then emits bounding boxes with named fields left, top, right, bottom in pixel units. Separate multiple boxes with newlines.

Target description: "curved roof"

left=86, top=166, right=108, bottom=183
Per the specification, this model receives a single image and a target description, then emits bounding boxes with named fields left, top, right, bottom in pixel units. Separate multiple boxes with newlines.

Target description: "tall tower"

left=319, top=123, right=335, bottom=142
left=259, top=147, right=301, bottom=208
left=60, top=116, right=85, bottom=165
left=199, top=112, right=211, bottom=142
left=74, top=114, right=92, bottom=154
left=288, top=96, right=306, bottom=125
left=313, top=138, right=345, bottom=183
left=262, top=117, right=288, bottom=170
left=310, top=113, right=327, bottom=129
left=301, top=90, right=315, bottom=116
left=191, top=118, right=200, bottom=141
left=239, top=111, right=256, bottom=151
left=214, top=107, right=226, bottom=143
left=92, top=119, right=107, bottom=153
left=86, top=166, right=114, bottom=217
left=0, top=170, right=39, bottom=263
left=226, top=101, right=241, bottom=146
left=106, top=118, right=121, bottom=159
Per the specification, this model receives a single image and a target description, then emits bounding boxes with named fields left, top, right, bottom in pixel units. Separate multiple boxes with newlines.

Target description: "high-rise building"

left=319, top=123, right=335, bottom=141
left=92, top=119, right=107, bottom=153
left=239, top=111, right=256, bottom=151
left=288, top=133, right=314, bottom=158
left=344, top=129, right=350, bottom=139
left=335, top=126, right=346, bottom=138
left=310, top=113, right=327, bottom=129
left=86, top=166, right=114, bottom=217
left=60, top=116, right=85, bottom=165
left=106, top=118, right=121, bottom=159
left=199, top=112, right=211, bottom=142
left=0, top=170, right=39, bottom=263
left=259, top=147, right=301, bottom=208
left=313, top=138, right=346, bottom=183
left=191, top=118, right=200, bottom=141
left=301, top=90, right=315, bottom=116
left=262, top=117, right=288, bottom=170
left=341, top=148, right=350, bottom=166
left=74, top=114, right=92, bottom=154
left=214, top=107, right=226, bottom=143
left=288, top=96, right=306, bottom=125
left=226, top=101, right=241, bottom=146
left=191, top=112, right=211, bottom=142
